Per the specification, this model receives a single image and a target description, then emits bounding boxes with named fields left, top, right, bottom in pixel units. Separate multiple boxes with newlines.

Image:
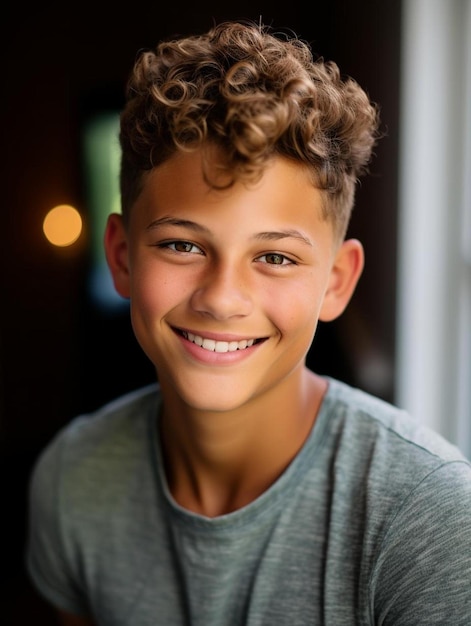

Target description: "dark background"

left=1, top=2, right=401, bottom=623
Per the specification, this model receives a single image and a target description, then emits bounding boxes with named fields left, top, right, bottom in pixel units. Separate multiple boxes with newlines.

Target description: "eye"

left=257, top=253, right=295, bottom=266
left=158, top=240, right=204, bottom=255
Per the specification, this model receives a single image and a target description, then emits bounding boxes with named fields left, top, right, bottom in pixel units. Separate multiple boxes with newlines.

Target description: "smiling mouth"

left=179, top=330, right=264, bottom=353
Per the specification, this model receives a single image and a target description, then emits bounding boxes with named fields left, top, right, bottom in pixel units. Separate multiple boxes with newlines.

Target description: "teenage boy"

left=27, top=20, right=471, bottom=626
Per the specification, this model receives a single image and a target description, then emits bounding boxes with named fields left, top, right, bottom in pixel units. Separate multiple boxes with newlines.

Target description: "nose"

left=190, top=261, right=253, bottom=320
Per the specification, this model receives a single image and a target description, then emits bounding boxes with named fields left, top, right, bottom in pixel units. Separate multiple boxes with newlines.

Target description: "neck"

left=158, top=366, right=327, bottom=517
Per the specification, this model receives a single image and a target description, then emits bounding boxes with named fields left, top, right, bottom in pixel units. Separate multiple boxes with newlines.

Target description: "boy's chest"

left=85, top=501, right=369, bottom=626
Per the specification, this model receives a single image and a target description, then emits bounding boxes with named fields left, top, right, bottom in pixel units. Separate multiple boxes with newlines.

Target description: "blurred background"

left=1, top=0, right=470, bottom=623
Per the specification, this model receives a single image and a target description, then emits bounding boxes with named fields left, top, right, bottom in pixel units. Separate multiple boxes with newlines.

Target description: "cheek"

left=265, top=274, right=326, bottom=334
left=128, top=268, right=180, bottom=360
left=128, top=265, right=177, bottom=332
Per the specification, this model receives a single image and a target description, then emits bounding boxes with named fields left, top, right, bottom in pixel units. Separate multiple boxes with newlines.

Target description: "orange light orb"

left=43, top=205, right=83, bottom=247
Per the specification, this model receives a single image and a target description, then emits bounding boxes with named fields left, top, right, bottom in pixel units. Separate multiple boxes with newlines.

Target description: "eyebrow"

left=254, top=230, right=313, bottom=247
left=145, top=216, right=211, bottom=234
left=145, top=216, right=313, bottom=247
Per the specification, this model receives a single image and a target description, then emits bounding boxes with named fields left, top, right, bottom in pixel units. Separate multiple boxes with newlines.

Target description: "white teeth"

left=203, top=339, right=216, bottom=351
left=185, top=332, right=255, bottom=353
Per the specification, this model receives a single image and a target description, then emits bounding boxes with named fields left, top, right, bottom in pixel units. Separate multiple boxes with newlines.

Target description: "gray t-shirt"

left=27, top=377, right=471, bottom=625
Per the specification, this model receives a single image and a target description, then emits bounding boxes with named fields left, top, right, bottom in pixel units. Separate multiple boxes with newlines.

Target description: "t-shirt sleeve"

left=370, top=460, right=471, bottom=624
left=26, top=431, right=91, bottom=618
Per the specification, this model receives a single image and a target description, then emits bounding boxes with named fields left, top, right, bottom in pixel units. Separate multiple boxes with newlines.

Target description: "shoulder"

left=321, top=377, right=471, bottom=529
left=27, top=385, right=161, bottom=619
left=324, top=377, right=469, bottom=467
left=369, top=448, right=471, bottom=623
left=30, top=383, right=161, bottom=506
left=42, top=383, right=159, bottom=455
left=322, top=380, right=471, bottom=622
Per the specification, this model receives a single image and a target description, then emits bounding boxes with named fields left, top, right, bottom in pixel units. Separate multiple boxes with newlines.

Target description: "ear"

left=319, top=238, right=364, bottom=322
left=104, top=213, right=131, bottom=299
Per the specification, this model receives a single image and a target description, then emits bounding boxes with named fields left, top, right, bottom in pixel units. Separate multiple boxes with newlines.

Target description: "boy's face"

left=106, top=149, right=361, bottom=413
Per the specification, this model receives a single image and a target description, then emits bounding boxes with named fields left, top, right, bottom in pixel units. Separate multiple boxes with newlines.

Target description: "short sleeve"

left=370, top=461, right=471, bottom=624
left=26, top=432, right=91, bottom=617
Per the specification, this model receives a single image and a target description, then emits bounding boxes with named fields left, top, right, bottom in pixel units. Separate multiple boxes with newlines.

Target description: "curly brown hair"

left=119, top=20, right=380, bottom=239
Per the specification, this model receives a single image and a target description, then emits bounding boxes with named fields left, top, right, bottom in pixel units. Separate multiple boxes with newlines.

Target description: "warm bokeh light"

left=43, top=205, right=83, bottom=247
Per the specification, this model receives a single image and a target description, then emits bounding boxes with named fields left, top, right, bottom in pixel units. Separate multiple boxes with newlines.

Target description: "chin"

left=181, top=391, right=250, bottom=414
left=162, top=374, right=255, bottom=414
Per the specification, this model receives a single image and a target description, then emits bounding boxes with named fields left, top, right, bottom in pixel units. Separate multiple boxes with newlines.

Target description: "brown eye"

left=173, top=241, right=195, bottom=253
left=262, top=253, right=292, bottom=265
left=159, top=241, right=204, bottom=254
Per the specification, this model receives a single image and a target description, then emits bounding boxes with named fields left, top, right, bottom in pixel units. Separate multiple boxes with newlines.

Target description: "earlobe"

left=319, top=239, right=364, bottom=322
left=104, top=213, right=131, bottom=299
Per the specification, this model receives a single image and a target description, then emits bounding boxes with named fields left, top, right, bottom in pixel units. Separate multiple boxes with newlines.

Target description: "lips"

left=180, top=330, right=259, bottom=353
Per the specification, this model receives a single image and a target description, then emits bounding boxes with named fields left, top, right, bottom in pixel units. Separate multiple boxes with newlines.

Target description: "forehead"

left=133, top=149, right=326, bottom=224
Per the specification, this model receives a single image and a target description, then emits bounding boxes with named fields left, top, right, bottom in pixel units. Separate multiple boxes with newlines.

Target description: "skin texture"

left=105, top=149, right=363, bottom=516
